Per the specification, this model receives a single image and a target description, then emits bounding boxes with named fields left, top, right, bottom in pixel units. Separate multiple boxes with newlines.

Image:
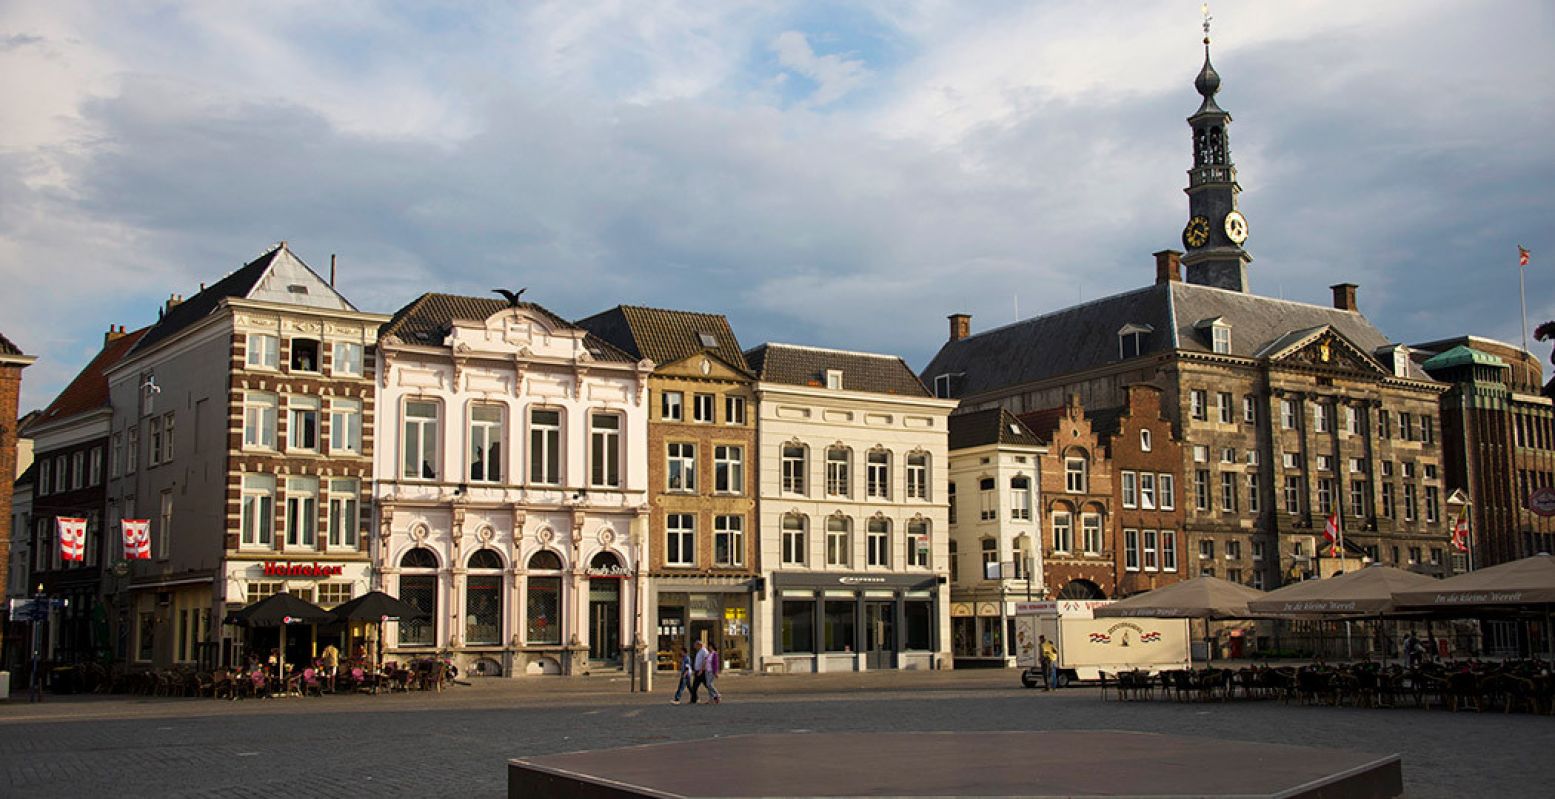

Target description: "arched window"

left=907, top=519, right=929, bottom=568
left=781, top=514, right=807, bottom=566
left=526, top=550, right=563, bottom=645
left=826, top=516, right=851, bottom=568
left=981, top=538, right=998, bottom=580
left=906, top=452, right=929, bottom=499
left=1010, top=476, right=1032, bottom=520
left=466, top=549, right=503, bottom=645
left=398, top=547, right=438, bottom=647
left=826, top=446, right=850, bottom=497
left=866, top=517, right=890, bottom=567
left=1064, top=453, right=1088, bottom=493
left=867, top=449, right=891, bottom=498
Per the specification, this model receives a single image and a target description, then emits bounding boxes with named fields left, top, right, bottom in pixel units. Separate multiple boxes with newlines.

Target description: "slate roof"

left=380, top=293, right=635, bottom=362
left=575, top=305, right=749, bottom=373
left=922, top=281, right=1433, bottom=398
left=0, top=331, right=23, bottom=357
left=948, top=408, right=1043, bottom=451
left=746, top=343, right=931, bottom=397
left=34, top=327, right=149, bottom=426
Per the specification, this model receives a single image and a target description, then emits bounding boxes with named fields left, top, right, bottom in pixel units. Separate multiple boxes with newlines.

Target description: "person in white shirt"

left=690, top=640, right=710, bottom=703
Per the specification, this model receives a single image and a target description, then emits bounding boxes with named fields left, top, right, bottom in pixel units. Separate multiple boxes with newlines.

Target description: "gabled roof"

left=379, top=293, right=635, bottom=362
left=922, top=281, right=1433, bottom=397
left=33, top=327, right=149, bottom=427
left=129, top=244, right=356, bottom=357
left=1083, top=405, right=1128, bottom=440
left=948, top=408, right=1043, bottom=451
left=575, top=305, right=749, bottom=373
left=746, top=343, right=931, bottom=397
left=0, top=331, right=23, bottom=357
left=14, top=460, right=36, bottom=489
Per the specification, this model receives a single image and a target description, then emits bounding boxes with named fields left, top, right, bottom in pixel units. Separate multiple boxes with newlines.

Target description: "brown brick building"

left=1019, top=396, right=1116, bottom=599
left=0, top=331, right=37, bottom=653
left=1090, top=384, right=1189, bottom=596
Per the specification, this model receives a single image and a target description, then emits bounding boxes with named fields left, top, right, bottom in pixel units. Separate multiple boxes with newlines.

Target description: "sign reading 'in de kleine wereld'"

left=261, top=562, right=346, bottom=578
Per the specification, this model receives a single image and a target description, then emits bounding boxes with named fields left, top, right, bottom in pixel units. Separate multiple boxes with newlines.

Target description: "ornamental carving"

left=409, top=522, right=430, bottom=544
left=536, top=526, right=556, bottom=545
left=597, top=527, right=616, bottom=547
left=477, top=525, right=496, bottom=545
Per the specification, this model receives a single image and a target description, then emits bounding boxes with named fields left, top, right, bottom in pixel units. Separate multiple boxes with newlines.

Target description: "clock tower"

left=1180, top=19, right=1251, bottom=293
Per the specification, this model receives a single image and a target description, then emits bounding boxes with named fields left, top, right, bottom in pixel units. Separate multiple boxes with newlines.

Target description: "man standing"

left=703, top=643, right=722, bottom=704
left=689, top=640, right=709, bottom=703
left=1040, top=635, right=1060, bottom=691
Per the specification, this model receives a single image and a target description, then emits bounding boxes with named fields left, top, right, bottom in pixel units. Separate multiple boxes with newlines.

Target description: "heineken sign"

left=261, top=561, right=346, bottom=578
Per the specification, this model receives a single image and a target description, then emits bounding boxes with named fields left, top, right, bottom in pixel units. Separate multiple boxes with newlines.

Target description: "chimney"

left=164, top=294, right=184, bottom=316
left=1154, top=250, right=1182, bottom=284
left=1331, top=283, right=1358, bottom=312
left=948, top=313, right=972, bottom=342
left=104, top=324, right=127, bottom=346
left=330, top=253, right=337, bottom=287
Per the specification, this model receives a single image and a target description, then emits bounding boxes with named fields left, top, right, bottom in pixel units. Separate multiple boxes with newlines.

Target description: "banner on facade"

left=122, top=519, right=152, bottom=560
left=58, top=517, right=87, bottom=562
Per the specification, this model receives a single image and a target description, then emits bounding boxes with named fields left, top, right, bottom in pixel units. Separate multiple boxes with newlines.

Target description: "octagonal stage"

left=508, top=730, right=1402, bottom=798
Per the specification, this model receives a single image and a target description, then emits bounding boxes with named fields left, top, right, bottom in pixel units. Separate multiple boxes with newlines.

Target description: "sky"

left=2, top=1, right=1553, bottom=411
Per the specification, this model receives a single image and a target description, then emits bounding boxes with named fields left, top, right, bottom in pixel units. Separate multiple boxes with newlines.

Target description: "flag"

left=1323, top=512, right=1340, bottom=557
left=1520, top=246, right=1531, bottom=268
left=58, top=517, right=87, bottom=562
left=122, top=519, right=152, bottom=560
left=1443, top=512, right=1467, bottom=550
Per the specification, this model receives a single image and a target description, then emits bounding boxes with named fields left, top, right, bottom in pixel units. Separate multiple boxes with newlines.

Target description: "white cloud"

left=772, top=30, right=872, bottom=107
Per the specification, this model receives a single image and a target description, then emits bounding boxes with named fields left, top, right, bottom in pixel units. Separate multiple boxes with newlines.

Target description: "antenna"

left=330, top=254, right=337, bottom=287
left=1014, top=293, right=1020, bottom=321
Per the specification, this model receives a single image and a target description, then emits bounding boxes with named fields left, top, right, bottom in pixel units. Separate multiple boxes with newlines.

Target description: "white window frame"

left=1281, top=399, right=1297, bottom=430
left=1121, top=471, right=1138, bottom=508
left=661, top=391, right=683, bottom=422
left=666, top=513, right=695, bottom=567
left=979, top=477, right=997, bottom=521
left=89, top=446, right=103, bottom=486
left=781, top=515, right=806, bottom=566
left=867, top=450, right=890, bottom=499
left=826, top=516, right=851, bottom=568
left=906, top=453, right=928, bottom=500
left=72, top=451, right=85, bottom=490
left=1218, top=392, right=1232, bottom=424
left=1211, top=325, right=1231, bottom=354
left=907, top=520, right=930, bottom=568
left=1139, top=429, right=1152, bottom=451
left=246, top=333, right=279, bottom=369
left=1124, top=529, right=1140, bottom=571
left=529, top=408, right=562, bottom=485
left=1010, top=476, right=1032, bottom=521
left=468, top=403, right=503, bottom=483
left=402, top=399, right=441, bottom=481
left=287, top=396, right=321, bottom=453
left=714, top=444, right=743, bottom=495
left=240, top=474, right=276, bottom=548
left=284, top=476, right=319, bottom=549
left=589, top=412, right=622, bottom=488
left=1242, top=395, right=1256, bottom=423
left=1158, top=473, right=1175, bottom=510
left=1160, top=532, right=1176, bottom=572
left=330, top=397, right=363, bottom=455
left=244, top=392, right=278, bottom=450
left=667, top=442, right=696, bottom=493
left=724, top=395, right=746, bottom=425
left=693, top=393, right=715, bottom=424
left=332, top=341, right=363, bottom=377
left=1140, top=472, right=1156, bottom=510
left=1190, top=390, right=1207, bottom=421
left=714, top=515, right=744, bottom=567
left=1081, top=513, right=1103, bottom=555
left=1052, top=512, right=1073, bottom=554
left=782, top=445, right=807, bottom=495
left=326, top=478, right=359, bottom=550
left=866, top=518, right=890, bottom=567
left=1064, top=457, right=1087, bottom=493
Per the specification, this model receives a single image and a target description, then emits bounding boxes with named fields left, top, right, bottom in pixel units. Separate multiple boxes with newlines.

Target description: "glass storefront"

left=656, top=591, right=752, bottom=671
left=952, top=615, right=1007, bottom=659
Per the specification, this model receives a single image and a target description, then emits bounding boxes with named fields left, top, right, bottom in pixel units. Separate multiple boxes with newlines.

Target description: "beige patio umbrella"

left=1093, top=575, right=1265, bottom=620
left=1392, top=553, right=1555, bottom=608
left=1248, top=564, right=1437, bottom=616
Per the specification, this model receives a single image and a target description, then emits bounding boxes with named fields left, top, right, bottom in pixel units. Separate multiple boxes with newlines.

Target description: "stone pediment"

left=1262, top=326, right=1388, bottom=377
left=654, top=349, right=752, bottom=381
left=445, top=307, right=590, bottom=362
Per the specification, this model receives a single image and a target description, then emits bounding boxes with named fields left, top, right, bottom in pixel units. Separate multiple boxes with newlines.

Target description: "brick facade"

left=1103, top=385, right=1188, bottom=596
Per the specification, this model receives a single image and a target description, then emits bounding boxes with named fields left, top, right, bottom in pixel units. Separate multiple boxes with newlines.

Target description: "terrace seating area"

left=24, top=657, right=461, bottom=699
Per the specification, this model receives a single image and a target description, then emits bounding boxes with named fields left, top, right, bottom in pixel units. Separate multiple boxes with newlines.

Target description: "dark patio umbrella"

left=226, top=591, right=331, bottom=627
left=328, top=590, right=430, bottom=671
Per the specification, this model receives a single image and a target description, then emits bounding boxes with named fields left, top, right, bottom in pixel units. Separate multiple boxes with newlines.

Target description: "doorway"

left=589, top=578, right=621, bottom=664
left=864, top=601, right=895, bottom=669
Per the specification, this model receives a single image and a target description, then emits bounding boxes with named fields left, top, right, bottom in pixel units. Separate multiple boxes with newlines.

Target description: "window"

left=906, top=453, right=928, bottom=499
left=1221, top=447, right=1236, bottom=464
left=693, top=393, right=715, bottom=423
left=725, top=396, right=746, bottom=425
left=284, top=477, right=318, bottom=548
left=1314, top=403, right=1331, bottom=434
left=1220, top=473, right=1237, bottom=512
left=714, top=445, right=743, bottom=494
left=469, top=404, right=503, bottom=482
left=661, top=391, right=683, bottom=421
left=1082, top=513, right=1102, bottom=555
left=1011, top=476, right=1032, bottom=520
left=782, top=445, right=807, bottom=494
left=1124, top=529, right=1140, bottom=571
left=246, top=333, right=278, bottom=369
left=398, top=551, right=439, bottom=645
left=330, top=398, right=362, bottom=455
left=1408, top=546, right=1422, bottom=565
left=149, top=416, right=163, bottom=465
left=1424, top=464, right=1437, bottom=479
left=825, top=369, right=843, bottom=390
left=979, top=477, right=997, bottom=520
left=127, top=426, right=138, bottom=473
left=1227, top=540, right=1242, bottom=561
left=1350, top=481, right=1367, bottom=518
left=110, top=433, right=122, bottom=479
left=824, top=601, right=855, bottom=651
left=666, top=513, right=694, bottom=566
left=1065, top=457, right=1087, bottom=493
left=1218, top=392, right=1233, bottom=423
left=1052, top=512, right=1073, bottom=553
left=159, top=492, right=173, bottom=559
left=1431, top=548, right=1443, bottom=567
left=1378, top=409, right=1391, bottom=439
left=714, top=515, right=744, bottom=567
left=1194, top=469, right=1210, bottom=511
left=1426, top=486, right=1440, bottom=523
left=1282, top=452, right=1298, bottom=469
left=825, top=447, right=850, bottom=497
left=1121, top=471, right=1138, bottom=508
left=867, top=518, right=890, bottom=566
left=948, top=482, right=957, bottom=524
left=326, top=478, right=359, bottom=550
left=781, top=515, right=806, bottom=566
left=907, top=520, right=930, bottom=568
left=667, top=443, right=696, bottom=492
left=1382, top=461, right=1394, bottom=477
left=317, top=582, right=354, bottom=608
left=1316, top=455, right=1333, bottom=472
left=1382, top=484, right=1396, bottom=518
left=1199, top=539, right=1215, bottom=560
left=1193, top=445, right=1208, bottom=463
left=1120, top=329, right=1145, bottom=359
left=53, top=454, right=65, bottom=494
left=71, top=451, right=85, bottom=489
left=1400, top=413, right=1414, bottom=441
left=1284, top=476, right=1302, bottom=514
left=244, top=392, right=278, bottom=449
left=1139, top=429, right=1152, bottom=451
left=529, top=409, right=561, bottom=484
left=1191, top=390, right=1207, bottom=421
left=89, top=447, right=102, bottom=486
left=867, top=450, right=890, bottom=499
left=1316, top=478, right=1334, bottom=515
left=981, top=538, right=998, bottom=578
left=1161, top=531, right=1178, bottom=571
left=1143, top=529, right=1159, bottom=571
left=590, top=413, right=621, bottom=487
left=826, top=516, right=851, bottom=567
left=332, top=341, right=363, bottom=376
left=1403, top=483, right=1417, bottom=521
left=402, top=400, right=440, bottom=480
left=1243, top=395, right=1256, bottom=423
left=1281, top=399, right=1297, bottom=429
left=526, top=551, right=562, bottom=646
left=782, top=600, right=815, bottom=653
left=1159, top=474, right=1175, bottom=510
left=1246, top=450, right=1260, bottom=466
left=949, top=540, right=959, bottom=581
left=289, top=339, right=320, bottom=372
left=1247, top=473, right=1260, bottom=513
left=1345, top=406, right=1360, bottom=435
left=1403, top=461, right=1415, bottom=479
left=1252, top=540, right=1265, bottom=561
left=240, top=474, right=275, bottom=547
left=1211, top=325, right=1230, bottom=354
left=1422, top=416, right=1435, bottom=445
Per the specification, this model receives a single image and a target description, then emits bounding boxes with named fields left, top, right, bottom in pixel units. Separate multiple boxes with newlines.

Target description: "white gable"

left=244, top=247, right=354, bottom=311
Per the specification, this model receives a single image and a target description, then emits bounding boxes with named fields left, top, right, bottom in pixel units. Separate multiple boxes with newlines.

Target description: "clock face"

left=1223, top=211, right=1249, bottom=245
left=1182, top=216, right=1211, bottom=249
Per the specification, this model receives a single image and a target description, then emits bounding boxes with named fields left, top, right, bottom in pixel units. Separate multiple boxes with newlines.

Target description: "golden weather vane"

left=1202, top=3, right=1212, bottom=44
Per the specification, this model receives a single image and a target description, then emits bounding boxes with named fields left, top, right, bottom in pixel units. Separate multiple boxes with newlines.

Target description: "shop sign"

left=838, top=576, right=886, bottom=585
left=261, top=562, right=345, bottom=578
left=587, top=564, right=631, bottom=577
left=1528, top=487, right=1555, bottom=517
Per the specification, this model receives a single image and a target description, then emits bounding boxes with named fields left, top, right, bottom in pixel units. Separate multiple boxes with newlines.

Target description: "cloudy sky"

left=2, top=1, right=1552, bottom=409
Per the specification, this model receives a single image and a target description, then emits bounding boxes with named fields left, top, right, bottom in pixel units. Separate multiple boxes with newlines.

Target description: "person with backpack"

left=671, top=646, right=694, bottom=705
left=703, top=642, right=722, bottom=704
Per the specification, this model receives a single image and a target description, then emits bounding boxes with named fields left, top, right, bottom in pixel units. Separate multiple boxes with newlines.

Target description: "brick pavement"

left=1, top=670, right=1552, bottom=797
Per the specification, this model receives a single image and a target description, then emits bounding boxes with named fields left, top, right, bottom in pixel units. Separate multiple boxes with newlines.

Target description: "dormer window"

left=697, top=331, right=719, bottom=348
left=1195, top=317, right=1231, bottom=355
left=825, top=369, right=843, bottom=390
left=1118, top=323, right=1153, bottom=359
left=933, top=373, right=963, bottom=399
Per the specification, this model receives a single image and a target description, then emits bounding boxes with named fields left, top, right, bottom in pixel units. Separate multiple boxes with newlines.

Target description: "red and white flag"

left=1520, top=246, right=1531, bottom=268
left=57, top=517, right=87, bottom=562
left=1323, top=512, right=1340, bottom=557
left=1451, top=515, right=1471, bottom=553
left=122, top=519, right=152, bottom=560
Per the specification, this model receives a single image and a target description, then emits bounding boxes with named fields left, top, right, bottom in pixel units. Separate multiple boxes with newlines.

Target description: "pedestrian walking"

left=1404, top=631, right=1422, bottom=669
left=1039, top=635, right=1060, bottom=691
left=690, top=640, right=710, bottom=704
left=704, top=643, right=722, bottom=704
left=671, top=647, right=694, bottom=705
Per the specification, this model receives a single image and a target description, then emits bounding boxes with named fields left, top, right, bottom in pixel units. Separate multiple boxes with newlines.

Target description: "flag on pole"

left=1451, top=514, right=1471, bottom=553
left=122, top=519, right=152, bottom=560
left=1323, top=512, right=1340, bottom=557
left=58, top=517, right=87, bottom=562
left=1520, top=246, right=1531, bottom=268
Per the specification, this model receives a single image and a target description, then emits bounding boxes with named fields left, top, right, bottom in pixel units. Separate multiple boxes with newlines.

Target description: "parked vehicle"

left=1013, top=601, right=1190, bottom=687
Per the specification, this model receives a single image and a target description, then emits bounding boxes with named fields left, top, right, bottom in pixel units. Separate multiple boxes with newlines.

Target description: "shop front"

left=951, top=599, right=1015, bottom=667
left=223, top=558, right=372, bottom=669
left=655, top=580, right=755, bottom=673
left=766, top=573, right=941, bottom=673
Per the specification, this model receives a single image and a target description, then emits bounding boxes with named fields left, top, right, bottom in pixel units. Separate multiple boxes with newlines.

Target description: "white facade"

left=753, top=349, right=957, bottom=672
left=375, top=302, right=653, bottom=676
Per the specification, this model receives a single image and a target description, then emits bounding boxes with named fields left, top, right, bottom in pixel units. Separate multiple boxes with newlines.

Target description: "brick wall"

left=0, top=365, right=25, bottom=623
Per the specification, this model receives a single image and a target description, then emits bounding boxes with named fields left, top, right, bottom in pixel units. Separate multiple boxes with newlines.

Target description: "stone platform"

left=508, top=730, right=1402, bottom=798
